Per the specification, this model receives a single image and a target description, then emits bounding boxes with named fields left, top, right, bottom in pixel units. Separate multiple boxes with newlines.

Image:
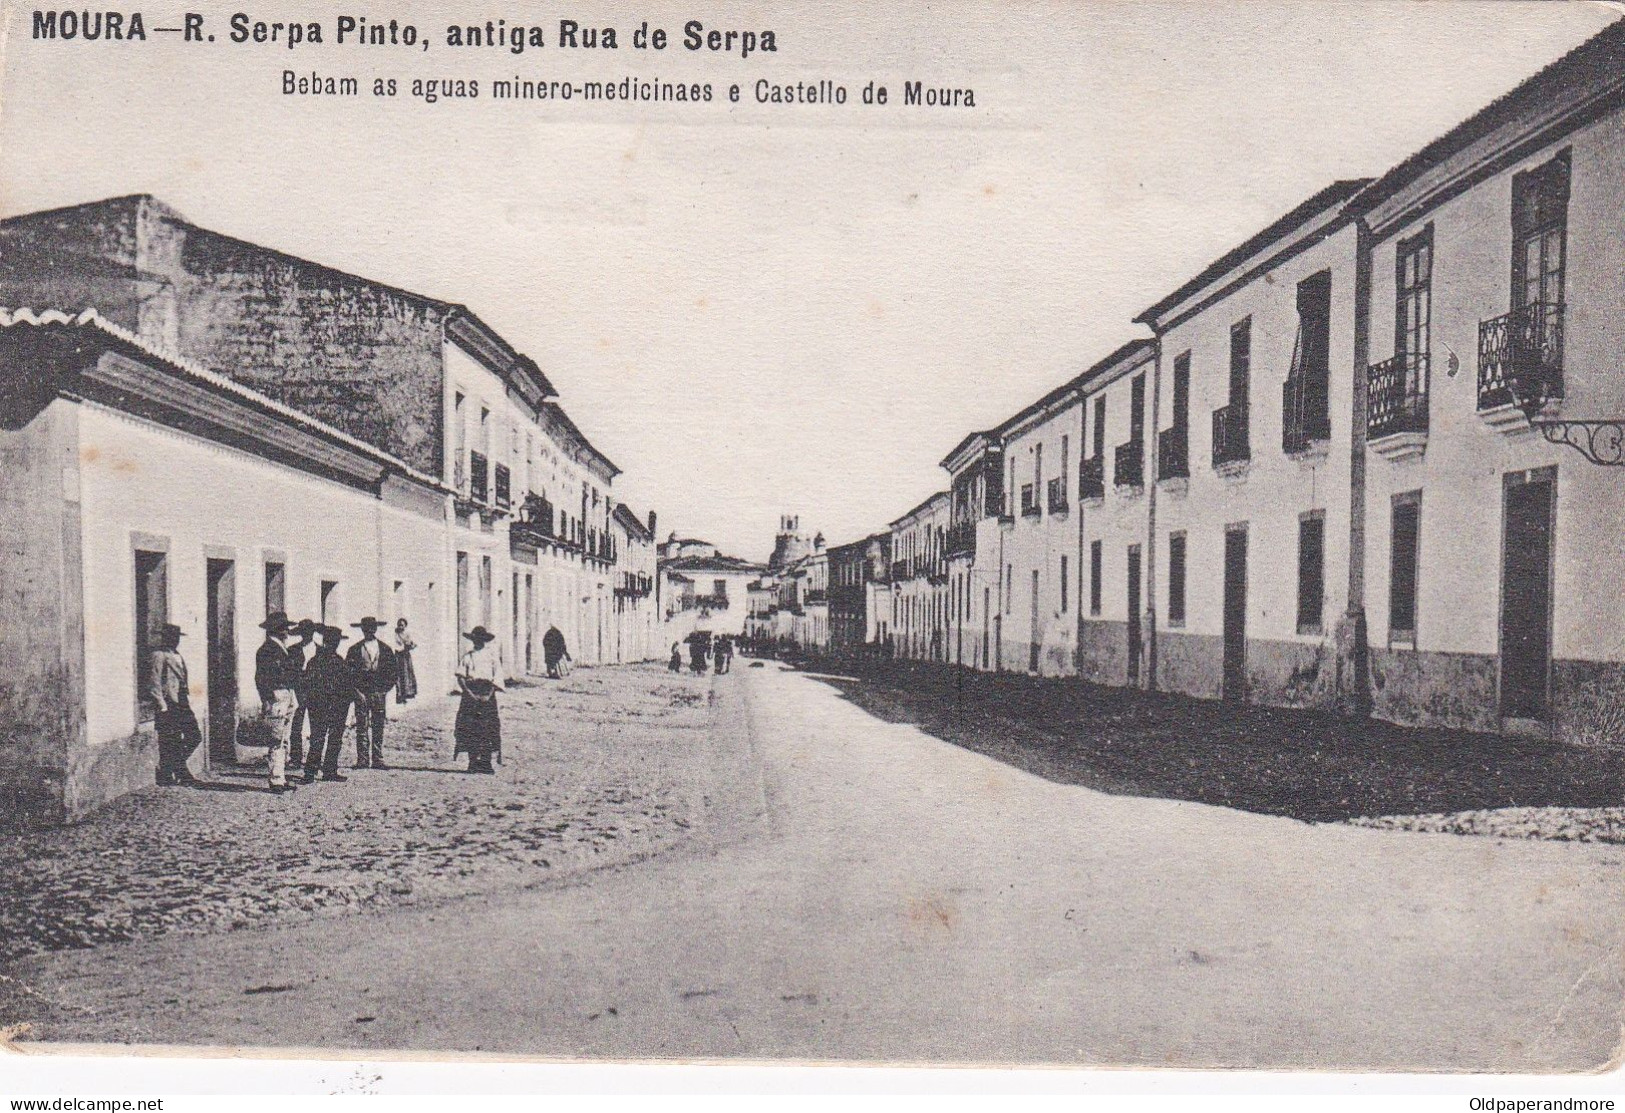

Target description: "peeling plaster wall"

left=0, top=384, right=85, bottom=826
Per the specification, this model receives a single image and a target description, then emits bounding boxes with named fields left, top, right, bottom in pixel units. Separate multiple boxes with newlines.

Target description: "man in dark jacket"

left=286, top=619, right=319, bottom=767
left=345, top=616, right=398, bottom=769
left=253, top=611, right=299, bottom=794
left=302, top=625, right=355, bottom=783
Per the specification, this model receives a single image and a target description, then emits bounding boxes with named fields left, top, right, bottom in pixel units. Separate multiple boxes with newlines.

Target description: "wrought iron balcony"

left=493, top=463, right=512, bottom=509
left=1046, top=476, right=1068, bottom=514
left=1367, top=352, right=1430, bottom=439
left=511, top=492, right=556, bottom=545
left=468, top=451, right=489, bottom=504
left=1019, top=483, right=1040, bottom=518
left=946, top=519, right=977, bottom=559
left=1282, top=374, right=1331, bottom=454
left=1113, top=439, right=1144, bottom=489
left=1079, top=455, right=1105, bottom=501
left=1212, top=403, right=1250, bottom=467
left=1157, top=426, right=1189, bottom=481
left=1479, top=301, right=1563, bottom=413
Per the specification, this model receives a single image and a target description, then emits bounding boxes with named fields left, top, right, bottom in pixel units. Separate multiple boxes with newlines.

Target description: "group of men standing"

left=250, top=612, right=399, bottom=793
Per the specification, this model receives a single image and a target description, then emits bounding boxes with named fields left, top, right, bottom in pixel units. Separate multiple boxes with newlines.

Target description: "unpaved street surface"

left=3, top=663, right=1621, bottom=1070
left=0, top=665, right=732, bottom=967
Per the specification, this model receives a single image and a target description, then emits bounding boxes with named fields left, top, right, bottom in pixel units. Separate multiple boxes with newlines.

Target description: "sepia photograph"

left=1, top=0, right=1624, bottom=1093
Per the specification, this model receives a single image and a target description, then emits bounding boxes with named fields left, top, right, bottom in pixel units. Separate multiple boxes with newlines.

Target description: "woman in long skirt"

left=454, top=626, right=503, bottom=774
left=394, top=618, right=418, bottom=704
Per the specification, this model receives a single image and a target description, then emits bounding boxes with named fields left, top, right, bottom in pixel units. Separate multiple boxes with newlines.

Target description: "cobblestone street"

left=0, top=665, right=733, bottom=978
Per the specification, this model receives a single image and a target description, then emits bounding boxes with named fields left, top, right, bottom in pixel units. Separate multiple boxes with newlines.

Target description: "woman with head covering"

left=455, top=626, right=504, bottom=774
left=394, top=617, right=418, bottom=705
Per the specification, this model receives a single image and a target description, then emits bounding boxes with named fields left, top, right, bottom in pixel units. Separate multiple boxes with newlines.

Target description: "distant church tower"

left=768, top=513, right=810, bottom=571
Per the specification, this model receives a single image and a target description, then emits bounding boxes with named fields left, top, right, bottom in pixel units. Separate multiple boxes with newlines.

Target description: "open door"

left=1223, top=526, right=1248, bottom=702
left=1500, top=470, right=1554, bottom=725
left=206, top=558, right=238, bottom=766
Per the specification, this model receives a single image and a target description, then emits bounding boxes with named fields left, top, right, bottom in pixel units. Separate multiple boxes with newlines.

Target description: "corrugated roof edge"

left=0, top=306, right=447, bottom=491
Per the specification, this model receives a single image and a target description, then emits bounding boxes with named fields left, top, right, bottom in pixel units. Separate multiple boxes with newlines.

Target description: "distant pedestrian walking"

left=253, top=611, right=300, bottom=794
left=687, top=632, right=709, bottom=675
left=148, top=623, right=200, bottom=787
left=346, top=617, right=398, bottom=769
left=543, top=625, right=570, bottom=679
left=394, top=617, right=418, bottom=705
left=715, top=636, right=733, bottom=675
left=668, top=642, right=682, bottom=673
left=301, top=626, right=355, bottom=783
left=455, top=626, right=504, bottom=774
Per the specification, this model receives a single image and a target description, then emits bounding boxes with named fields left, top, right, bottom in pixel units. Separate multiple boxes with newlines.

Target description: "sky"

left=2, top=0, right=1616, bottom=560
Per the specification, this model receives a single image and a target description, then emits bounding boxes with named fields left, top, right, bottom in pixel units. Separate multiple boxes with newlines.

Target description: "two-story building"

left=888, top=492, right=951, bottom=661
left=1353, top=22, right=1625, bottom=743
left=0, top=196, right=649, bottom=822
left=1136, top=183, right=1367, bottom=709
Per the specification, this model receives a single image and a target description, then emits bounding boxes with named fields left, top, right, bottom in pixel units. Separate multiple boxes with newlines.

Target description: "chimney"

left=647, top=510, right=657, bottom=536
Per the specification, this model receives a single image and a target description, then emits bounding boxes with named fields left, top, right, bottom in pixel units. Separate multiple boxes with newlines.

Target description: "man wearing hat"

left=302, top=625, right=355, bottom=783
left=345, top=617, right=398, bottom=769
left=254, top=611, right=300, bottom=794
left=148, top=623, right=201, bottom=786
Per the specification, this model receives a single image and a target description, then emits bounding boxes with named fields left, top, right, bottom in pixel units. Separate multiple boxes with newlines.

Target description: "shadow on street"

left=796, top=660, right=1625, bottom=823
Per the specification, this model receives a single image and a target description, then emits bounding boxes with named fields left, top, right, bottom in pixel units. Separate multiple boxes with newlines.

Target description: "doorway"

left=1127, top=545, right=1142, bottom=685
left=206, top=558, right=237, bottom=766
left=1500, top=470, right=1555, bottom=723
left=1029, top=569, right=1041, bottom=673
left=1223, top=525, right=1248, bottom=702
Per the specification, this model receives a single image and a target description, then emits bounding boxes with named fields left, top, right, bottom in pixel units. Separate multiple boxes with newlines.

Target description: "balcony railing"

left=1019, top=483, right=1040, bottom=518
left=946, top=519, right=977, bottom=559
left=1157, top=426, right=1189, bottom=481
left=1367, top=352, right=1430, bottom=439
left=1479, top=301, right=1563, bottom=412
left=1045, top=476, right=1068, bottom=514
left=1212, top=403, right=1250, bottom=467
left=493, top=463, right=512, bottom=509
left=1079, top=455, right=1105, bottom=501
left=1282, top=374, right=1331, bottom=454
left=1113, top=439, right=1144, bottom=489
left=468, top=451, right=489, bottom=504
left=688, top=592, right=729, bottom=611
left=615, top=572, right=653, bottom=598
left=511, top=492, right=556, bottom=545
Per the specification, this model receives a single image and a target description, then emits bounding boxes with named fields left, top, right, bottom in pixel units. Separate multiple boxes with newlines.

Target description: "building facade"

left=888, top=492, right=950, bottom=661
left=0, top=197, right=659, bottom=823
left=848, top=21, right=1625, bottom=748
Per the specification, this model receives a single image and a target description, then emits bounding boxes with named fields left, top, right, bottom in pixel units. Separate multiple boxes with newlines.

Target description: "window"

left=1089, top=540, right=1103, bottom=617
left=1034, top=442, right=1043, bottom=499
left=134, top=549, right=168, bottom=723
left=264, top=560, right=285, bottom=618
left=1059, top=435, right=1069, bottom=497
left=1390, top=493, right=1421, bottom=644
left=1093, top=396, right=1107, bottom=459
left=1229, top=317, right=1251, bottom=406
left=1396, top=227, right=1432, bottom=362
left=1130, top=374, right=1146, bottom=444
left=1167, top=533, right=1186, bottom=626
left=1511, top=150, right=1569, bottom=313
left=319, top=579, right=339, bottom=624
left=1060, top=554, right=1069, bottom=613
left=714, top=579, right=727, bottom=599
left=1297, top=512, right=1326, bottom=635
left=1172, top=352, right=1190, bottom=431
left=1005, top=564, right=1013, bottom=613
